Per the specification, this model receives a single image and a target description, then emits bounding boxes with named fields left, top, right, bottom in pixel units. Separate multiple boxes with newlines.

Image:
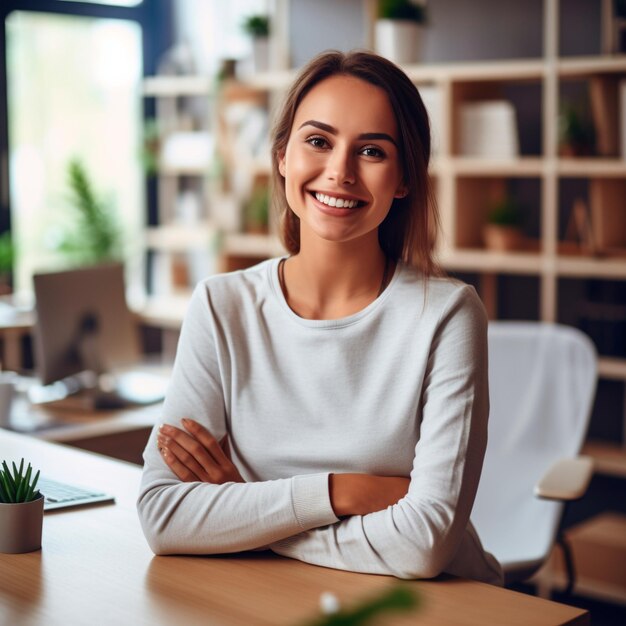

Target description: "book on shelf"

left=590, top=76, right=620, bottom=157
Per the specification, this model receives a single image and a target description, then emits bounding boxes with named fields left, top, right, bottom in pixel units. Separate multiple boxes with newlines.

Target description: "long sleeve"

left=269, top=287, right=502, bottom=584
left=136, top=284, right=339, bottom=555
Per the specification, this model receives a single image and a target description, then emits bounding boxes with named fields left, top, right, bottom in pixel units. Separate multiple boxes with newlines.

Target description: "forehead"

left=293, top=74, right=398, bottom=137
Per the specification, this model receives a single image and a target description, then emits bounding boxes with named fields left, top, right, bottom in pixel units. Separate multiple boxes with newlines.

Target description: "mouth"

left=308, top=191, right=367, bottom=209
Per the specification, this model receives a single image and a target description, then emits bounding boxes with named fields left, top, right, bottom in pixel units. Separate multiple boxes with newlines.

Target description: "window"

left=1, top=0, right=171, bottom=299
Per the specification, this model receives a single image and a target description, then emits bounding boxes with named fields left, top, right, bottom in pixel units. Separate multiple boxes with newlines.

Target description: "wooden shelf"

left=403, top=58, right=546, bottom=82
left=158, top=165, right=212, bottom=176
left=533, top=512, right=626, bottom=605
left=145, top=223, right=218, bottom=252
left=451, top=157, right=545, bottom=176
left=556, top=256, right=626, bottom=279
left=598, top=357, right=626, bottom=381
left=439, top=249, right=544, bottom=274
left=143, top=75, right=214, bottom=97
left=222, top=233, right=285, bottom=258
left=558, top=54, right=626, bottom=77
left=583, top=441, right=626, bottom=478
left=557, top=159, right=626, bottom=177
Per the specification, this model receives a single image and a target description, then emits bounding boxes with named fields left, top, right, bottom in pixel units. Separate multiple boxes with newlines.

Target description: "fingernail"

left=160, top=424, right=171, bottom=433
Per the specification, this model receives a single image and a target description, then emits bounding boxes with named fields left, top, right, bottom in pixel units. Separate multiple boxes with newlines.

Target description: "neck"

left=281, top=233, right=392, bottom=320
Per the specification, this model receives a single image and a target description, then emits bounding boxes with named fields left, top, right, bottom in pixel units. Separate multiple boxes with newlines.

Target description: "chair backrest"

left=471, top=322, right=597, bottom=583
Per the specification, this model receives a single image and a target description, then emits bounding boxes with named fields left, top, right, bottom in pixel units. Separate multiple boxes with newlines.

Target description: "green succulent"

left=379, top=0, right=426, bottom=23
left=242, top=15, right=270, bottom=37
left=487, top=198, right=524, bottom=227
left=0, top=458, right=41, bottom=504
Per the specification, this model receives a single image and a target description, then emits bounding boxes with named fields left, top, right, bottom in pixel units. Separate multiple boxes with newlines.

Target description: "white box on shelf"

left=459, top=101, right=520, bottom=159
left=161, top=131, right=214, bottom=171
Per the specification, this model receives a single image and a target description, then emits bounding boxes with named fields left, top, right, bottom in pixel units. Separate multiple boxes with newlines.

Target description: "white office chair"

left=471, top=322, right=597, bottom=589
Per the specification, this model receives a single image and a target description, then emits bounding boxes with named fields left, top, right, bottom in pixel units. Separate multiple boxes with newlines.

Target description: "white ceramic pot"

left=0, top=494, right=44, bottom=554
left=375, top=19, right=424, bottom=65
left=252, top=36, right=270, bottom=73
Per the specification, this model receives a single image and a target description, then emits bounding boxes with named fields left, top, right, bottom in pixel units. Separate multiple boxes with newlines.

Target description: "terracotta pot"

left=0, top=494, right=44, bottom=554
left=483, top=225, right=525, bottom=252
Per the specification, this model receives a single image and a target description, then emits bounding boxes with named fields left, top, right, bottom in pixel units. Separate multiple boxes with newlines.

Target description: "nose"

left=326, top=145, right=355, bottom=185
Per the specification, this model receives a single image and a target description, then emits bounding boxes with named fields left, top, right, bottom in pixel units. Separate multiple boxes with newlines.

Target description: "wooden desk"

left=0, top=431, right=589, bottom=626
left=4, top=387, right=163, bottom=464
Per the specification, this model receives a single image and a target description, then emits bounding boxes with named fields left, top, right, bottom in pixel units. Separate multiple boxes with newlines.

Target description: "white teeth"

left=314, top=192, right=358, bottom=209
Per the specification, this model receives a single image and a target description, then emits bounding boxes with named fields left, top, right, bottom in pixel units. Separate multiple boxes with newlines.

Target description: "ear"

left=278, top=152, right=287, bottom=177
left=394, top=183, right=408, bottom=199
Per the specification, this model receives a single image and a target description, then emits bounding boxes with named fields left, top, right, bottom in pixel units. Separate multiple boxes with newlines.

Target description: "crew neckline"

left=268, top=256, right=403, bottom=328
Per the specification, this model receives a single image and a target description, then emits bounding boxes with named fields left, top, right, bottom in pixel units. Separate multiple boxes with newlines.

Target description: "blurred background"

left=0, top=1, right=625, bottom=621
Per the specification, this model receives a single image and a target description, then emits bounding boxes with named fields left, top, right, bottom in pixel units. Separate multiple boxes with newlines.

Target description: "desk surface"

left=0, top=431, right=589, bottom=626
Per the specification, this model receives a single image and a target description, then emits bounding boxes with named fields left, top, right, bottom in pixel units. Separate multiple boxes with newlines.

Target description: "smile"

left=312, top=192, right=364, bottom=209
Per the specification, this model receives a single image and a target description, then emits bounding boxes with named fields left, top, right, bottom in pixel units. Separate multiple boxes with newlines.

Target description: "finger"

left=181, top=419, right=232, bottom=469
left=159, top=446, right=203, bottom=482
left=158, top=435, right=212, bottom=482
left=160, top=424, right=226, bottom=482
left=220, top=434, right=231, bottom=460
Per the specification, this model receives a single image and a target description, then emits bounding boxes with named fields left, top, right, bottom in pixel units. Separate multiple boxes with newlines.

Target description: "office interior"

left=0, top=0, right=625, bottom=624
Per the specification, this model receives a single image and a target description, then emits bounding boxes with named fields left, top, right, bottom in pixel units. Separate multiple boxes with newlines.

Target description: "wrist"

left=329, top=473, right=355, bottom=518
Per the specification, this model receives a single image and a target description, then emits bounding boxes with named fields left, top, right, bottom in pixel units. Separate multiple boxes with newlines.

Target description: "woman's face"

left=279, top=74, right=406, bottom=248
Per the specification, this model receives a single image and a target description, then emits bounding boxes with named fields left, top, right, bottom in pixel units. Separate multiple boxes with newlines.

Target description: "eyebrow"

left=297, top=120, right=398, bottom=147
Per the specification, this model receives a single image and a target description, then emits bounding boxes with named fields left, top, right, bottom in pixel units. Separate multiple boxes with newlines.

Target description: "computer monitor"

left=32, top=263, right=140, bottom=386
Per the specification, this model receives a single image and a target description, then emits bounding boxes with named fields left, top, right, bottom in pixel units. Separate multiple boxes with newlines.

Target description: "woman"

left=137, top=50, right=502, bottom=585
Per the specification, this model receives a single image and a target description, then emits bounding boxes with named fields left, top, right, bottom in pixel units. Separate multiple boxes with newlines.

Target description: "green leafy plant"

left=58, top=159, right=123, bottom=265
left=487, top=197, right=524, bottom=227
left=0, top=231, right=14, bottom=276
left=300, top=585, right=419, bottom=626
left=379, top=0, right=426, bottom=23
left=558, top=102, right=595, bottom=156
left=141, top=118, right=161, bottom=176
left=244, top=186, right=269, bottom=233
left=0, top=458, right=41, bottom=504
left=242, top=15, right=270, bottom=37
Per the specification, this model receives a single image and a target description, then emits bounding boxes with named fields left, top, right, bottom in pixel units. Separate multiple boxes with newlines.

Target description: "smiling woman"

left=137, top=50, right=503, bottom=586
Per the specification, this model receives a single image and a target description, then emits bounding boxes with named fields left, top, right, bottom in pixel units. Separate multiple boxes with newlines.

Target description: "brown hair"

left=271, top=50, right=442, bottom=276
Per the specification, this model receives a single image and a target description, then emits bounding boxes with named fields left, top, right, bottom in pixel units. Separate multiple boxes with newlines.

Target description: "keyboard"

left=38, top=477, right=115, bottom=511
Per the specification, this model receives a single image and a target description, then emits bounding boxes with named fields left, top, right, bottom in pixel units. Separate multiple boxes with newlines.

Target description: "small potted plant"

left=0, top=458, right=44, bottom=554
left=0, top=231, right=14, bottom=295
left=558, top=102, right=595, bottom=157
left=483, top=197, right=526, bottom=252
left=242, top=14, right=270, bottom=73
left=244, top=186, right=270, bottom=234
left=375, top=0, right=427, bottom=65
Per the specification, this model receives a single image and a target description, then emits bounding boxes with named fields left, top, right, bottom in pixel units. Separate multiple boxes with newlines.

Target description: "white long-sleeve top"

left=137, top=258, right=503, bottom=585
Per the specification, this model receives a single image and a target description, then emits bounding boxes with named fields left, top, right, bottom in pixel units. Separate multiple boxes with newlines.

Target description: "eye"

left=305, top=135, right=330, bottom=150
left=360, top=145, right=386, bottom=159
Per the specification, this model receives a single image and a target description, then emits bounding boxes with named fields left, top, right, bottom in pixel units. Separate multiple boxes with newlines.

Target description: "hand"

left=157, top=419, right=245, bottom=484
left=329, top=474, right=410, bottom=517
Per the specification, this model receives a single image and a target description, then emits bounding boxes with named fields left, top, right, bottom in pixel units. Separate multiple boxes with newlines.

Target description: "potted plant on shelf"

left=483, top=197, right=526, bottom=252
left=0, top=231, right=14, bottom=295
left=0, top=458, right=44, bottom=554
left=244, top=186, right=270, bottom=235
left=242, top=14, right=270, bottom=74
left=558, top=102, right=595, bottom=157
left=375, top=0, right=427, bottom=65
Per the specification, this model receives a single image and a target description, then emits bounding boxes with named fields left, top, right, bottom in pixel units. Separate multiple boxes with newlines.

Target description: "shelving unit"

left=142, top=1, right=626, bottom=466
